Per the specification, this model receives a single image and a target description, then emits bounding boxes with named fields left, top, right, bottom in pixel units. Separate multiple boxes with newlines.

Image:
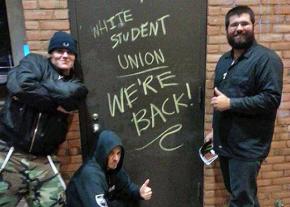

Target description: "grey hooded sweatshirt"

left=66, top=130, right=141, bottom=207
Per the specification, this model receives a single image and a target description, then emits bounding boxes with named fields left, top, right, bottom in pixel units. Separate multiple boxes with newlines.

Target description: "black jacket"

left=0, top=53, right=88, bottom=155
left=213, top=42, right=283, bottom=160
left=66, top=130, right=141, bottom=207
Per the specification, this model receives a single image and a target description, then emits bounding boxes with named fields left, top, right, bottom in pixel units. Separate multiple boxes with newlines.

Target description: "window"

left=0, top=0, right=13, bottom=84
left=0, top=0, right=13, bottom=104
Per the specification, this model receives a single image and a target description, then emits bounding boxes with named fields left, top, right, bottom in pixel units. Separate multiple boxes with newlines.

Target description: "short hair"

left=225, top=5, right=255, bottom=29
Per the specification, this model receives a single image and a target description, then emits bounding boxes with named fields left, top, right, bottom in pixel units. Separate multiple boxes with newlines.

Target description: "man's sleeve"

left=69, top=169, right=109, bottom=207
left=6, top=54, right=56, bottom=111
left=230, top=53, right=283, bottom=114
left=41, top=79, right=88, bottom=111
left=7, top=54, right=88, bottom=112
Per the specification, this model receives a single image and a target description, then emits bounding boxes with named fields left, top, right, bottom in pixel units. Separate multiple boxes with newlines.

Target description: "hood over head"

left=94, top=130, right=124, bottom=173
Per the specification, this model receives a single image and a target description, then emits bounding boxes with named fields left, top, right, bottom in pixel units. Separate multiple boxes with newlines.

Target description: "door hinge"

left=198, top=86, right=203, bottom=109
left=197, top=182, right=203, bottom=204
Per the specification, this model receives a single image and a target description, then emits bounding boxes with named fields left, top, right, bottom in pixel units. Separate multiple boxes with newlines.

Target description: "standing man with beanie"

left=205, top=5, right=283, bottom=207
left=0, top=31, right=88, bottom=206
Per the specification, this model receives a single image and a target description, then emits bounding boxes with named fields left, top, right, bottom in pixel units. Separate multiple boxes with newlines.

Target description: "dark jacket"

left=213, top=42, right=283, bottom=160
left=0, top=53, right=88, bottom=155
left=66, top=130, right=141, bottom=207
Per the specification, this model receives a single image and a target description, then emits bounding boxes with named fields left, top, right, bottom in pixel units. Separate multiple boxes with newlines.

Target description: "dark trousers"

left=109, top=200, right=139, bottom=207
left=219, top=156, right=262, bottom=207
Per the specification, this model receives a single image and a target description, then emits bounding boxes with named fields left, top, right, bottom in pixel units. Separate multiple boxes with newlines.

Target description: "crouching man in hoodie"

left=66, top=130, right=152, bottom=207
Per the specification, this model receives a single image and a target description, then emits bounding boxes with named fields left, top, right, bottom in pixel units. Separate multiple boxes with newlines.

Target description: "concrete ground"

left=17, top=199, right=28, bottom=207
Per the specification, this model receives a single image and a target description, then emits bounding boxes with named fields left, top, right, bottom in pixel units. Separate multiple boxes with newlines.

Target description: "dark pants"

left=109, top=199, right=139, bottom=207
left=219, top=156, right=262, bottom=207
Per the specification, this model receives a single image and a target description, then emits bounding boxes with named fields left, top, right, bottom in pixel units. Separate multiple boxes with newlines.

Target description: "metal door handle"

left=92, top=113, right=100, bottom=133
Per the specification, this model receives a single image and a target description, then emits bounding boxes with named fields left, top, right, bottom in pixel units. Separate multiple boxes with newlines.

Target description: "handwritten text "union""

left=118, top=48, right=165, bottom=71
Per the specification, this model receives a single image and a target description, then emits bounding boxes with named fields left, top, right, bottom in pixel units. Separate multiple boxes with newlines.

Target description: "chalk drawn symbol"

left=135, top=124, right=184, bottom=152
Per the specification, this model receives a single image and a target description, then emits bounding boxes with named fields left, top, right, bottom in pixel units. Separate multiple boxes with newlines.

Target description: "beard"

left=227, top=30, right=255, bottom=50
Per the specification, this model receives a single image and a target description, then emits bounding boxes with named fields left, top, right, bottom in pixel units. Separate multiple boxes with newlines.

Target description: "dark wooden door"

left=69, top=1, right=207, bottom=206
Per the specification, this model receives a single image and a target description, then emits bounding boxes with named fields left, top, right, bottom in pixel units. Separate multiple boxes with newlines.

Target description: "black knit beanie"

left=48, top=31, right=77, bottom=55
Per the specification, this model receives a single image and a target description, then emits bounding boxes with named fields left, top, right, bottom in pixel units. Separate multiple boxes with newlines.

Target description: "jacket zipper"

left=29, top=113, right=42, bottom=153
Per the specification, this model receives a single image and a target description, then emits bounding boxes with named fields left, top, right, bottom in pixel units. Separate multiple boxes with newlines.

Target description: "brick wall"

left=205, top=1, right=290, bottom=207
left=21, top=0, right=82, bottom=181
left=21, top=0, right=290, bottom=206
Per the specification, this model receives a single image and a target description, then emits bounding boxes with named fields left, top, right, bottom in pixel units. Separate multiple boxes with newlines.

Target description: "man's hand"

left=211, top=87, right=230, bottom=111
left=204, top=130, right=213, bottom=143
left=139, top=179, right=152, bottom=200
left=57, top=106, right=74, bottom=114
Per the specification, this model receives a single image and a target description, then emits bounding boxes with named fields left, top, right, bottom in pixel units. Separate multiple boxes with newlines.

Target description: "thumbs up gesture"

left=139, top=179, right=152, bottom=200
left=211, top=87, right=230, bottom=111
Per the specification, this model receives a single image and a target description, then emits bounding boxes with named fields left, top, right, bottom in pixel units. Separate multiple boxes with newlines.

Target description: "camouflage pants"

left=0, top=140, right=65, bottom=207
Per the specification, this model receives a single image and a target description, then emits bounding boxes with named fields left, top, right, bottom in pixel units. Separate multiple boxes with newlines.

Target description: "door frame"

left=68, top=1, right=208, bottom=205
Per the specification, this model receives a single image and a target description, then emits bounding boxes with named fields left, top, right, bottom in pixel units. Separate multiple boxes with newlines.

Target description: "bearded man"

left=205, top=5, right=283, bottom=207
